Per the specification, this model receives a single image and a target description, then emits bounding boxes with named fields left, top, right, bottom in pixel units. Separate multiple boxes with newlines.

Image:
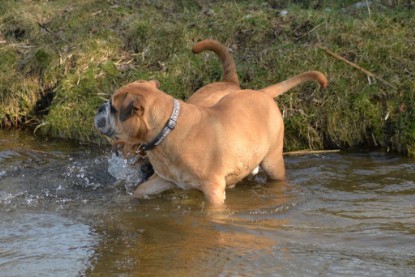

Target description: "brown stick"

left=283, top=149, right=340, bottom=156
left=37, top=22, right=69, bottom=43
left=7, top=43, right=35, bottom=48
left=317, top=45, right=397, bottom=90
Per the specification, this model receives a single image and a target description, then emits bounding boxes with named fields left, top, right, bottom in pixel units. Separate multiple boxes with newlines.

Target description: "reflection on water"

left=0, top=130, right=414, bottom=276
left=0, top=213, right=95, bottom=277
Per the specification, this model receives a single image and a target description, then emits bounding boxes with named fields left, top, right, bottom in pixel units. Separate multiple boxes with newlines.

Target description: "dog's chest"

left=151, top=158, right=196, bottom=190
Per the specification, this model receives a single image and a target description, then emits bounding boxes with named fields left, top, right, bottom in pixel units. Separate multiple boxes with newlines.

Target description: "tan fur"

left=187, top=39, right=240, bottom=107
left=192, top=39, right=239, bottom=85
left=188, top=40, right=327, bottom=107
left=115, top=39, right=238, bottom=158
left=105, top=40, right=328, bottom=206
left=260, top=71, right=327, bottom=97
left=115, top=70, right=327, bottom=158
left=109, top=74, right=325, bottom=205
left=111, top=81, right=285, bottom=205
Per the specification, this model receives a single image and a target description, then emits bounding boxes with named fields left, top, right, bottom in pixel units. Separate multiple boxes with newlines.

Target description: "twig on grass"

left=37, top=22, right=69, bottom=43
left=317, top=45, right=397, bottom=90
left=295, top=22, right=324, bottom=41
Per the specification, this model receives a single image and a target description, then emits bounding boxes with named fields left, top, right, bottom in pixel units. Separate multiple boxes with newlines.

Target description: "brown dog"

left=109, top=39, right=326, bottom=158
left=95, top=72, right=327, bottom=206
left=96, top=80, right=284, bottom=205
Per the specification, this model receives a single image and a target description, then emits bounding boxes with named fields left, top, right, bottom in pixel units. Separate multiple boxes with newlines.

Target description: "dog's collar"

left=139, top=99, right=180, bottom=152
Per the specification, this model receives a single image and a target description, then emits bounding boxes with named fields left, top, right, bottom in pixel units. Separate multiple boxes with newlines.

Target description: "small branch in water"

left=317, top=45, right=397, bottom=90
left=283, top=149, right=340, bottom=156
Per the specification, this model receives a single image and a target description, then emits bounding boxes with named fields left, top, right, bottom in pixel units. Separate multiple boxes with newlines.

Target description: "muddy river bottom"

left=0, top=130, right=414, bottom=276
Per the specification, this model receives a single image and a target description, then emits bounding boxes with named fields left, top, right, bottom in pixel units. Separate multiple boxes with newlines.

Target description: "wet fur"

left=95, top=39, right=327, bottom=205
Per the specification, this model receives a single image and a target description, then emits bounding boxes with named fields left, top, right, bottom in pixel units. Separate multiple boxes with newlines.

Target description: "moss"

left=40, top=41, right=122, bottom=141
left=0, top=46, right=42, bottom=126
left=19, top=49, right=54, bottom=76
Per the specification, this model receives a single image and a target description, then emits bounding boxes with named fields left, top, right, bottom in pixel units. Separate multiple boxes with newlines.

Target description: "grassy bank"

left=0, top=0, right=414, bottom=154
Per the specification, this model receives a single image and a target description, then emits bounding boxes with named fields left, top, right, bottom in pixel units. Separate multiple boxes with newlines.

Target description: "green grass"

left=0, top=0, right=414, bottom=155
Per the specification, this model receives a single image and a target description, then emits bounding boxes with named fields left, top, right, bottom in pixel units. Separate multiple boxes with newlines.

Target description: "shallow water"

left=0, top=130, right=414, bottom=276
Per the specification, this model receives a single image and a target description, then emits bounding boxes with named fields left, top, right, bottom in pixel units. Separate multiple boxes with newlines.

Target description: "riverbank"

left=1, top=0, right=414, bottom=154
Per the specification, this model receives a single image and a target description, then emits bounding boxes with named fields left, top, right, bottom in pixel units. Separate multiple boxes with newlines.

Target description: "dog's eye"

left=109, top=101, right=117, bottom=114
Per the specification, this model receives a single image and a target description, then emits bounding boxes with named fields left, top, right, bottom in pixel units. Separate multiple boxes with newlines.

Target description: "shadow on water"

left=0, top=130, right=414, bottom=276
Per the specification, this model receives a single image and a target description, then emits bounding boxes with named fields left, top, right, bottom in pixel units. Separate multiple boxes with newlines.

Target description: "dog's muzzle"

left=95, top=101, right=115, bottom=137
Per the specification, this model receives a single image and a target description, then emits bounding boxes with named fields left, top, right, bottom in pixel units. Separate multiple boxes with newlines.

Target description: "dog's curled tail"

left=260, top=71, right=328, bottom=98
left=192, top=39, right=240, bottom=86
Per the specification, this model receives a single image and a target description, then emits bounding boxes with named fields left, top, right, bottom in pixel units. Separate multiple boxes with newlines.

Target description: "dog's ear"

left=119, top=93, right=144, bottom=121
left=149, top=80, right=160, bottom=88
left=132, top=80, right=159, bottom=88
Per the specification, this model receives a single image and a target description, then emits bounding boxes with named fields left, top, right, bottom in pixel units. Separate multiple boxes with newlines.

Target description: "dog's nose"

left=96, top=117, right=106, bottom=129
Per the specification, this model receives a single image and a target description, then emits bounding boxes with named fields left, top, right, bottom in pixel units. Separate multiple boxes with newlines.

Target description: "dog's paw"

left=133, top=188, right=149, bottom=199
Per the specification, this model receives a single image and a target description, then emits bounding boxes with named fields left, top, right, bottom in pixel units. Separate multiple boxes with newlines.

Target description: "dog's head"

left=94, top=80, right=161, bottom=145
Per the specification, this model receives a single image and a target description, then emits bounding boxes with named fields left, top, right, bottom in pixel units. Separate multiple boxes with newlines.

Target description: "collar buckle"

left=166, top=119, right=176, bottom=130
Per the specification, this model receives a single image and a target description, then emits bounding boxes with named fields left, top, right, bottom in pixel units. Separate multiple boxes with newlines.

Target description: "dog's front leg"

left=133, top=174, right=175, bottom=199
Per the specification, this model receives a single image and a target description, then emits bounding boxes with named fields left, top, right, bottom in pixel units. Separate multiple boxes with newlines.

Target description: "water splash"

left=107, top=153, right=141, bottom=183
left=107, top=153, right=153, bottom=194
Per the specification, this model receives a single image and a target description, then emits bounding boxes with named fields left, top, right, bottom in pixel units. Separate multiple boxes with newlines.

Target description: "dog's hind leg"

left=260, top=148, right=286, bottom=181
left=201, top=179, right=227, bottom=206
